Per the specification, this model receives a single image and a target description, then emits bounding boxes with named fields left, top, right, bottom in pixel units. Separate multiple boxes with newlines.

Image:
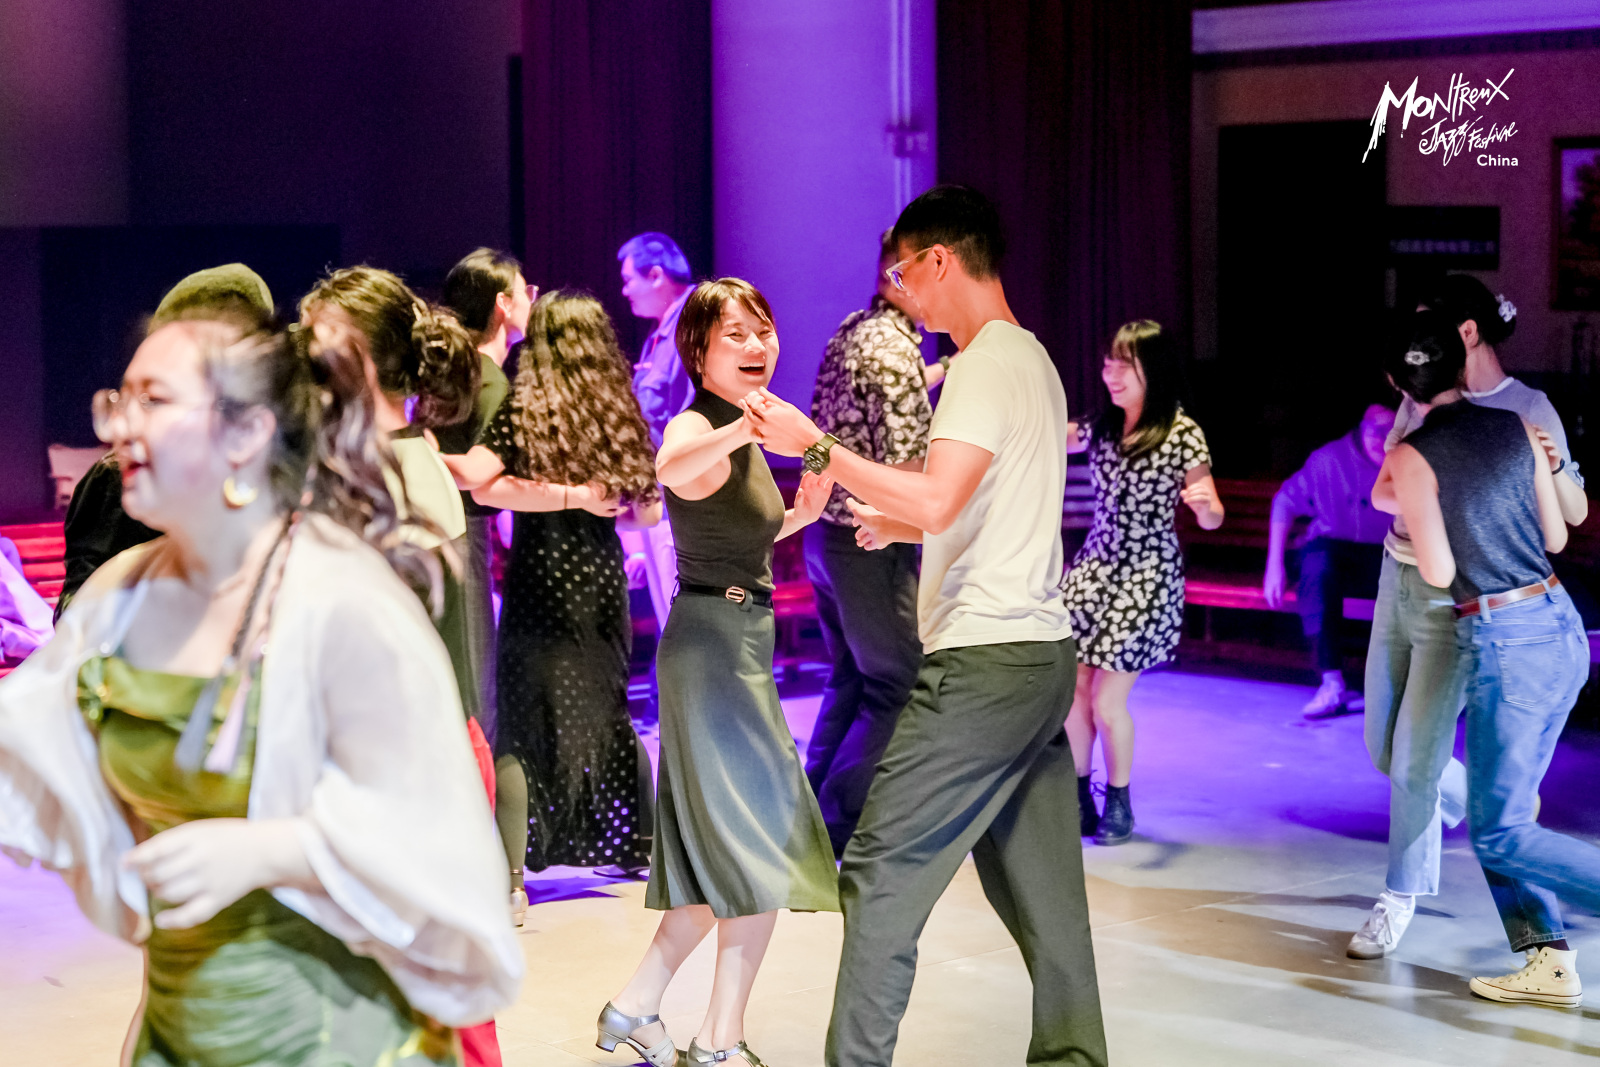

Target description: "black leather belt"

left=678, top=582, right=773, bottom=608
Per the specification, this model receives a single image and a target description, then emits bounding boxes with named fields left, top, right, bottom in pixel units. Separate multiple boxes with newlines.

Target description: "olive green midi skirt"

left=646, top=593, right=839, bottom=918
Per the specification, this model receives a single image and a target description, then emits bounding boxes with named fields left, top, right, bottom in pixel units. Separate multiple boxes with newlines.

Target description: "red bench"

left=1174, top=479, right=1377, bottom=664
left=4, top=521, right=67, bottom=607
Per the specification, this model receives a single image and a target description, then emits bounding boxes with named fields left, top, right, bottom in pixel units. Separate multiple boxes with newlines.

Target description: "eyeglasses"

left=525, top=284, right=538, bottom=300
left=883, top=247, right=936, bottom=292
left=91, top=388, right=215, bottom=444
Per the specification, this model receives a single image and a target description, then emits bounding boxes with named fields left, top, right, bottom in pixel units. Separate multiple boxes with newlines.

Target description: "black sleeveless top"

left=665, top=389, right=786, bottom=592
left=1406, top=401, right=1549, bottom=602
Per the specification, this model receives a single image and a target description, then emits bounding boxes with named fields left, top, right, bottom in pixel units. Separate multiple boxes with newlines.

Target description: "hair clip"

left=1496, top=295, right=1516, bottom=322
left=1404, top=349, right=1430, bottom=366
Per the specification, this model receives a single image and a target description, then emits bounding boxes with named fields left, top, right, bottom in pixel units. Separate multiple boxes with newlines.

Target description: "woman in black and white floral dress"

left=1063, top=320, right=1223, bottom=845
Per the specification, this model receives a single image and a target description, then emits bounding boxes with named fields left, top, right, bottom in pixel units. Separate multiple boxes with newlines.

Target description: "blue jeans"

left=1363, top=555, right=1470, bottom=895
left=1297, top=538, right=1383, bottom=672
left=1461, top=586, right=1600, bottom=951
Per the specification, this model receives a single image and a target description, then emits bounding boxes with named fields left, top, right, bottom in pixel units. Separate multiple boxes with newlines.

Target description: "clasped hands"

left=735, top=387, right=817, bottom=456
left=737, top=388, right=896, bottom=550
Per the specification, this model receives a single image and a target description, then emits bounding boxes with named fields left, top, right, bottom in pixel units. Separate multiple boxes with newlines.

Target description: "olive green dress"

left=645, top=389, right=839, bottom=918
left=78, top=654, right=458, bottom=1067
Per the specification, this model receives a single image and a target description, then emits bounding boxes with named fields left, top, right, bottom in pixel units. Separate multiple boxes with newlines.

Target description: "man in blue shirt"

left=616, top=233, right=696, bottom=663
left=1265, top=403, right=1395, bottom=718
left=618, top=232, right=695, bottom=447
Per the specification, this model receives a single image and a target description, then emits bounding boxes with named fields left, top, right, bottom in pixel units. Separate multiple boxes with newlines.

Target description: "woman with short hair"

left=601, top=278, right=838, bottom=1067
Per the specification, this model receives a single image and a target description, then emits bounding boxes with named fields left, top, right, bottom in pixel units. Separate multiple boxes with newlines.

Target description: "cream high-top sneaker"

left=1469, top=946, right=1582, bottom=1007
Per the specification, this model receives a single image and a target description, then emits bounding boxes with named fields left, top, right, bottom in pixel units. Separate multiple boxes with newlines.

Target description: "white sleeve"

left=0, top=583, right=149, bottom=945
left=269, top=588, right=522, bottom=1027
left=929, top=348, right=1006, bottom=454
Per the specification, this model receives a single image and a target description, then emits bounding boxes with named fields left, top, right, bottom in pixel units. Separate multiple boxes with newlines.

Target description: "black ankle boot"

left=1094, top=784, right=1134, bottom=845
left=1077, top=776, right=1100, bottom=837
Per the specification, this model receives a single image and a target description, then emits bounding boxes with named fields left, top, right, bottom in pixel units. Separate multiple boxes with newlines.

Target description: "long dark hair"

left=508, top=291, right=659, bottom=506
left=1092, top=320, right=1182, bottom=460
left=300, top=266, right=480, bottom=430
left=197, top=317, right=442, bottom=603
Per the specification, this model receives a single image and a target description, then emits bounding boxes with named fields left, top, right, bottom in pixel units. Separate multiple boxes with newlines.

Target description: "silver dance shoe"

left=686, top=1038, right=766, bottom=1065
left=596, top=1002, right=681, bottom=1067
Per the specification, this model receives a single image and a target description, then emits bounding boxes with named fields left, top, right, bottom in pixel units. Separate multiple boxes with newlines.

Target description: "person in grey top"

left=802, top=229, right=950, bottom=856
left=1349, top=277, right=1591, bottom=963
left=1382, top=310, right=1598, bottom=1008
left=1388, top=275, right=1586, bottom=526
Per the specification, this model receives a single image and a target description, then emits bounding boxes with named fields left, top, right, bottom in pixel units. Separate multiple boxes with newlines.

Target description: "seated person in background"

left=56, top=264, right=274, bottom=619
left=0, top=535, right=52, bottom=662
left=1264, top=402, right=1395, bottom=718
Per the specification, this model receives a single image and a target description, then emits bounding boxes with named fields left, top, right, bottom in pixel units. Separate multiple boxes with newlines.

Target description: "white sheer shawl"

left=0, top=514, right=523, bottom=1025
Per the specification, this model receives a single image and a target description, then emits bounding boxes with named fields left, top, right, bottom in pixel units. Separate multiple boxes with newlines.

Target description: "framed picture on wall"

left=1554, top=137, right=1600, bottom=310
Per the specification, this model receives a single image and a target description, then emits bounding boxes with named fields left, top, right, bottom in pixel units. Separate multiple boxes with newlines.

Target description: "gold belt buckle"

left=725, top=586, right=747, bottom=604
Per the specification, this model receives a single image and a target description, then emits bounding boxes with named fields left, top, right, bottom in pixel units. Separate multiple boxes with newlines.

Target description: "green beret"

left=152, top=263, right=275, bottom=325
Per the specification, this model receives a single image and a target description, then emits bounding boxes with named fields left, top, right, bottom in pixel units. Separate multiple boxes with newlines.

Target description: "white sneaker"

left=1470, top=946, right=1582, bottom=1007
left=1347, top=891, right=1416, bottom=959
left=1303, top=673, right=1351, bottom=719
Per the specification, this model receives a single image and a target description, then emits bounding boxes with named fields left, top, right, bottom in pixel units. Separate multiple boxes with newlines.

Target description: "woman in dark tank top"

left=597, top=279, right=840, bottom=1067
left=1383, top=311, right=1600, bottom=1009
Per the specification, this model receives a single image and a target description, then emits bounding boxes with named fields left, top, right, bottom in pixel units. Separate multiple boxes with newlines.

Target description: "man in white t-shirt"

left=749, top=185, right=1106, bottom=1067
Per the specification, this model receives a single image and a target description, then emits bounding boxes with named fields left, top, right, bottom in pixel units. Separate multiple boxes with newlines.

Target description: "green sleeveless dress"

left=78, top=654, right=458, bottom=1067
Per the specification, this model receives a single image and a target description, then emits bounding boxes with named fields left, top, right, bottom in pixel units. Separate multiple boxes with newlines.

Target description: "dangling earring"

left=222, top=475, right=258, bottom=509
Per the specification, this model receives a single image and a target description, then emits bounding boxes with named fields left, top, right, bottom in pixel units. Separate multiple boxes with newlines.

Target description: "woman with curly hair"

left=298, top=267, right=483, bottom=718
left=455, top=290, right=662, bottom=913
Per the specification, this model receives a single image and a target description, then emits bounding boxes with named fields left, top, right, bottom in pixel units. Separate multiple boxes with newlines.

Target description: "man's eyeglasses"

left=883, top=247, right=936, bottom=292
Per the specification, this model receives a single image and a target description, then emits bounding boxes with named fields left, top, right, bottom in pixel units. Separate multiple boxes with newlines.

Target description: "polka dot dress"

left=1062, top=412, right=1211, bottom=674
left=484, top=409, right=651, bottom=873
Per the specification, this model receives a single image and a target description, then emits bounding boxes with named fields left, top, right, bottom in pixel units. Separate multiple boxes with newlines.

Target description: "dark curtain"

left=521, top=0, right=712, bottom=357
left=937, top=1, right=1191, bottom=414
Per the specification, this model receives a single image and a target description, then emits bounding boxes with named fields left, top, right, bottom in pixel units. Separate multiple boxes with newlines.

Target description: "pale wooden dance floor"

left=5, top=669, right=1599, bottom=1064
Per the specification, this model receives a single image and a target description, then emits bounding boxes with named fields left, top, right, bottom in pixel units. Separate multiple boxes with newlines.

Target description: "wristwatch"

left=803, top=434, right=840, bottom=474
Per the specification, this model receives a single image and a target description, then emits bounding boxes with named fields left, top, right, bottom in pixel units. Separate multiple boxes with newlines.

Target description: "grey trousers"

left=826, top=638, right=1108, bottom=1067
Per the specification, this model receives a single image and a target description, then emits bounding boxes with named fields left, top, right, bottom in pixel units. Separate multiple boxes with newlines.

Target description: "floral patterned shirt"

left=809, top=296, right=931, bottom=526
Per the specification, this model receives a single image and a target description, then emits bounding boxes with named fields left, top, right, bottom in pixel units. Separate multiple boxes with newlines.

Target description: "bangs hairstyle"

left=442, top=247, right=522, bottom=335
left=508, top=291, right=659, bottom=506
left=674, top=278, right=776, bottom=380
left=889, top=184, right=1005, bottom=280
left=1092, top=320, right=1183, bottom=460
left=1386, top=309, right=1467, bottom=404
